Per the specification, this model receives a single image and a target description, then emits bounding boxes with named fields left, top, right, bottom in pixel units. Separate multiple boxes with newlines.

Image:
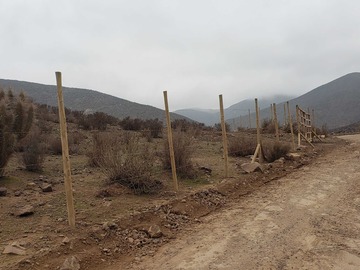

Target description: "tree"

left=0, top=105, right=15, bottom=177
left=0, top=88, right=4, bottom=100
left=13, top=101, right=24, bottom=139
left=23, top=106, right=34, bottom=135
left=0, top=93, right=34, bottom=177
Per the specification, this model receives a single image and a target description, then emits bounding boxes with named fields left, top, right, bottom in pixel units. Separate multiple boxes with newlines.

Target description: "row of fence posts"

left=55, top=71, right=315, bottom=228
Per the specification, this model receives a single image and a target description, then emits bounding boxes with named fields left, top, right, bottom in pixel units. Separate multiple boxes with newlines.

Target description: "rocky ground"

left=0, top=133, right=339, bottom=270
left=121, top=135, right=360, bottom=270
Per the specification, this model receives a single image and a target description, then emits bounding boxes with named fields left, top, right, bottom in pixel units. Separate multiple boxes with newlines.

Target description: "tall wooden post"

left=55, top=72, right=75, bottom=228
left=312, top=109, right=315, bottom=131
left=273, top=103, right=280, bottom=142
left=287, top=101, right=295, bottom=150
left=270, top=104, right=273, bottom=122
left=296, top=105, right=301, bottom=147
left=163, top=91, right=178, bottom=191
left=248, top=109, right=251, bottom=129
left=254, top=98, right=263, bottom=163
left=219, top=95, right=229, bottom=178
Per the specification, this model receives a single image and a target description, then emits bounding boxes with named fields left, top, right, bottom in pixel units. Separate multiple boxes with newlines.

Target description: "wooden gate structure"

left=296, top=105, right=321, bottom=148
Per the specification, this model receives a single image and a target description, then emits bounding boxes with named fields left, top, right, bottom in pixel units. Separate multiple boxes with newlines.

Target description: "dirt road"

left=116, top=135, right=360, bottom=269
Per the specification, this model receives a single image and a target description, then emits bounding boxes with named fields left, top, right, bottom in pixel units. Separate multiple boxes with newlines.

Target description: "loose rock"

left=0, top=187, right=7, bottom=197
left=62, top=237, right=70, bottom=244
left=286, top=153, right=301, bottom=161
left=3, top=244, right=26, bottom=255
left=200, top=166, right=212, bottom=174
left=102, top=221, right=118, bottom=231
left=40, top=184, right=53, bottom=192
left=241, top=162, right=264, bottom=173
left=16, top=205, right=35, bottom=217
left=147, top=225, right=163, bottom=238
left=60, top=256, right=80, bottom=270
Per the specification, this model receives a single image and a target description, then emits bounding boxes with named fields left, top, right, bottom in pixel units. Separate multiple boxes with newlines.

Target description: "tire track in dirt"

left=115, top=135, right=360, bottom=270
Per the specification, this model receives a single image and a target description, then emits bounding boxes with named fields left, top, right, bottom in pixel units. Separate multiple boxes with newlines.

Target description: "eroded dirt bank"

left=116, top=135, right=360, bottom=270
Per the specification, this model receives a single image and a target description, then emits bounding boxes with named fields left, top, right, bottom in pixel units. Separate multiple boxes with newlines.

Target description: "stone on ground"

left=60, top=256, right=80, bottom=270
left=241, top=162, right=264, bottom=173
left=0, top=187, right=7, bottom=197
left=2, top=245, right=26, bottom=255
left=147, top=224, right=163, bottom=238
left=16, top=205, right=34, bottom=217
left=40, top=184, right=53, bottom=192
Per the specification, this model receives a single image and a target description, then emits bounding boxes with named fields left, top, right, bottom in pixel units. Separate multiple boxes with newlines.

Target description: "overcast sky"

left=1, top=0, right=360, bottom=110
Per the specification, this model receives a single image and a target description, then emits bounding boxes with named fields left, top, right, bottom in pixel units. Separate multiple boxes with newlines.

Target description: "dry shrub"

left=262, top=118, right=276, bottom=134
left=47, top=135, right=63, bottom=155
left=89, top=132, right=162, bottom=194
left=69, top=131, right=85, bottom=145
left=283, top=123, right=291, bottom=133
left=21, top=128, right=46, bottom=172
left=87, top=132, right=108, bottom=167
left=263, top=141, right=291, bottom=162
left=68, top=131, right=86, bottom=155
left=162, top=130, right=197, bottom=178
left=228, top=136, right=257, bottom=157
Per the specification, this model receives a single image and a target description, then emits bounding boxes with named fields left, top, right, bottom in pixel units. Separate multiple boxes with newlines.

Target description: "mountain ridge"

left=1, top=72, right=360, bottom=129
left=0, top=79, right=189, bottom=122
left=174, top=95, right=295, bottom=126
left=227, top=72, right=360, bottom=130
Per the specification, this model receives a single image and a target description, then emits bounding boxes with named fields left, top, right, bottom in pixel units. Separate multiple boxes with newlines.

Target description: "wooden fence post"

left=55, top=72, right=75, bottom=228
left=287, top=101, right=295, bottom=150
left=219, top=95, right=229, bottom=178
left=296, top=105, right=301, bottom=147
left=163, top=91, right=179, bottom=191
left=253, top=98, right=263, bottom=163
left=273, top=103, right=279, bottom=142
left=312, top=109, right=315, bottom=131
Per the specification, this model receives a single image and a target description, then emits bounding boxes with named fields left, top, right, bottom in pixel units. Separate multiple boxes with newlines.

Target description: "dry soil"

left=114, top=135, right=360, bottom=270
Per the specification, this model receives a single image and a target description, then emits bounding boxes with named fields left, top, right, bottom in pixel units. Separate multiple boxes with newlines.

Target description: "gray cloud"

left=1, top=0, right=360, bottom=110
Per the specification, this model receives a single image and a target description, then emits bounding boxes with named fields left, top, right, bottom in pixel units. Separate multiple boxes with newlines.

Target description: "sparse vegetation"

left=0, top=91, right=34, bottom=177
left=0, top=105, right=15, bottom=177
left=89, top=132, right=162, bottom=194
left=163, top=130, right=197, bottom=178
left=263, top=141, right=291, bottom=162
left=261, top=118, right=276, bottom=134
left=21, top=127, right=45, bottom=172
left=214, top=122, right=230, bottom=132
left=78, top=112, right=118, bottom=130
left=228, top=135, right=257, bottom=157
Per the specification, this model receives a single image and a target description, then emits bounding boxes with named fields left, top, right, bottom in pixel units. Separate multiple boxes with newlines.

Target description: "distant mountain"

left=0, top=79, right=189, bottom=122
left=174, top=95, right=294, bottom=126
left=174, top=109, right=219, bottom=125
left=228, top=72, right=360, bottom=130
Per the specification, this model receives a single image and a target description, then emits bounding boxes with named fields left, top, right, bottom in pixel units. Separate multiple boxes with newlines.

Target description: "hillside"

left=0, top=79, right=188, bottom=122
left=174, top=95, right=294, bottom=126
left=227, top=73, right=360, bottom=130
left=288, top=72, right=360, bottom=129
